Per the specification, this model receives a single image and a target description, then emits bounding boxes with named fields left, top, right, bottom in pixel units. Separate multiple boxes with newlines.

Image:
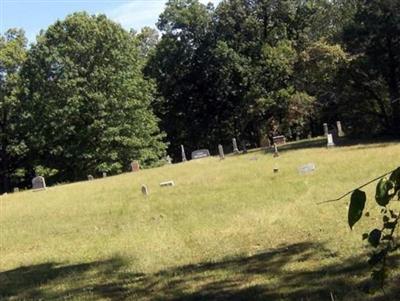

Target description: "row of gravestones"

left=20, top=122, right=345, bottom=193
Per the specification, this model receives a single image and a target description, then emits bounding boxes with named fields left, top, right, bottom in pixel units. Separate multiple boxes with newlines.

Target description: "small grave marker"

left=88, top=175, right=94, bottom=181
left=191, top=149, right=210, bottom=160
left=160, top=180, right=175, bottom=187
left=232, top=138, right=239, bottom=154
left=131, top=161, right=140, bottom=172
left=141, top=184, right=149, bottom=196
left=166, top=155, right=172, bottom=164
left=13, top=187, right=19, bottom=193
left=298, top=163, right=316, bottom=174
left=218, top=144, right=225, bottom=160
left=337, top=121, right=345, bottom=137
left=181, top=145, right=187, bottom=162
left=32, top=176, right=46, bottom=191
left=273, top=135, right=286, bottom=145
left=327, top=134, right=335, bottom=148
left=323, top=123, right=329, bottom=136
left=273, top=144, right=280, bottom=157
left=102, top=172, right=107, bottom=178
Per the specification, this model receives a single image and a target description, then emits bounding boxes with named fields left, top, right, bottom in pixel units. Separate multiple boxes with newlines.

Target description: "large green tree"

left=22, top=12, right=166, bottom=182
left=0, top=29, right=28, bottom=193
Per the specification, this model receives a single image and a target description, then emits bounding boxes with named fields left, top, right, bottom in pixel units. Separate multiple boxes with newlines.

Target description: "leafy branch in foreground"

left=347, top=167, right=400, bottom=291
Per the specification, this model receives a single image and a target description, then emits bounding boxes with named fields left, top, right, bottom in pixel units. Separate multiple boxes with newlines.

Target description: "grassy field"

left=1, top=139, right=400, bottom=300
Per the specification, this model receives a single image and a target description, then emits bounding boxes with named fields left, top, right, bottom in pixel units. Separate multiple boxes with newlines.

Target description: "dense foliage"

left=1, top=0, right=399, bottom=192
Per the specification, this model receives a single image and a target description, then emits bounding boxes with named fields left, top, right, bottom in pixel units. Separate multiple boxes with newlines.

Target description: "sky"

left=0, top=0, right=221, bottom=43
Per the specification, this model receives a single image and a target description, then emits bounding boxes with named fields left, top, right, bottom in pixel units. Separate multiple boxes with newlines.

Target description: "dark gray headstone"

left=32, top=176, right=46, bottom=191
left=218, top=144, right=225, bottom=160
left=273, top=135, right=286, bottom=145
left=191, top=149, right=210, bottom=160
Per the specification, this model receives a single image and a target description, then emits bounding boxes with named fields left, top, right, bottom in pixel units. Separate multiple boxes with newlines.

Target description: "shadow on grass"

left=1, top=242, right=399, bottom=300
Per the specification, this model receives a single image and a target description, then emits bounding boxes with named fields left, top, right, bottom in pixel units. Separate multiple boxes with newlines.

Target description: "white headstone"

left=323, top=123, right=329, bottom=136
left=337, top=121, right=345, bottom=137
left=298, top=163, right=316, bottom=174
left=160, top=180, right=175, bottom=187
left=141, top=184, right=149, bottom=196
left=88, top=175, right=94, bottom=181
left=327, top=134, right=335, bottom=148
left=232, top=138, right=239, bottom=154
left=218, top=144, right=225, bottom=160
left=181, top=145, right=187, bottom=162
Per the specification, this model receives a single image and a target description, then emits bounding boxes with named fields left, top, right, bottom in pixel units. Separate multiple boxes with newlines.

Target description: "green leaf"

left=389, top=167, right=400, bottom=189
left=368, top=229, right=381, bottom=248
left=375, top=178, right=394, bottom=207
left=348, top=189, right=366, bottom=229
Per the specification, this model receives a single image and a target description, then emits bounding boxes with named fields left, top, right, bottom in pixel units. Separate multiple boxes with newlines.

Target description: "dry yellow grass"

left=1, top=139, right=399, bottom=300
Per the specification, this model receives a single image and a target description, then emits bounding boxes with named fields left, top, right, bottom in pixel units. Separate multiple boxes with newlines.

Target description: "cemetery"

left=1, top=0, right=400, bottom=300
left=1, top=138, right=400, bottom=300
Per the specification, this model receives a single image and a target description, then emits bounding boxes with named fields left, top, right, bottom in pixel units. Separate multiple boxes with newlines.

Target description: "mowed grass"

left=1, top=139, right=400, bottom=300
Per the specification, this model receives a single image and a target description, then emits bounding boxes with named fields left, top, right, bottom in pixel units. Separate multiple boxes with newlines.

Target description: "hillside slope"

left=1, top=140, right=400, bottom=300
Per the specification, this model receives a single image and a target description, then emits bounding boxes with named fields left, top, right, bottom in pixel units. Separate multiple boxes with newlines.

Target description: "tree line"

left=1, top=0, right=399, bottom=192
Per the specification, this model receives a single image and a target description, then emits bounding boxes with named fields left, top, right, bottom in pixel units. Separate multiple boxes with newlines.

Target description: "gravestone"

left=32, top=176, right=46, bottom=191
left=307, top=132, right=312, bottom=139
left=260, top=136, right=270, bottom=148
left=273, top=164, right=279, bottom=173
left=87, top=175, right=94, bottom=181
left=181, top=145, right=187, bottom=162
left=131, top=161, right=140, bottom=172
left=141, top=184, right=149, bottom=196
left=273, top=144, right=280, bottom=157
left=298, top=163, right=316, bottom=174
left=232, top=138, right=240, bottom=154
left=160, top=180, right=175, bottom=187
left=166, top=155, right=172, bottom=164
left=13, top=187, right=19, bottom=193
left=273, top=135, right=286, bottom=145
left=323, top=123, right=329, bottom=136
left=337, top=121, right=345, bottom=137
left=102, top=172, right=107, bottom=178
left=296, top=133, right=300, bottom=141
left=191, top=149, right=210, bottom=160
left=242, top=142, right=248, bottom=154
left=327, top=134, right=335, bottom=148
left=218, top=144, right=225, bottom=160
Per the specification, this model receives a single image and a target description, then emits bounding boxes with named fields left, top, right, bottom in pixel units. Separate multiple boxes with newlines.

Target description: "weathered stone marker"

left=141, top=184, right=149, bottom=196
left=307, top=132, right=312, bottom=139
left=166, top=155, right=172, bottom=164
left=87, top=175, right=94, bottom=181
left=273, top=144, right=280, bottom=157
left=191, top=149, right=210, bottom=160
left=323, top=123, right=329, bottom=136
left=102, top=172, right=107, bottom=178
left=298, top=163, right=316, bottom=174
left=232, top=138, right=239, bottom=154
left=32, top=176, right=46, bottom=191
left=337, top=121, right=345, bottom=137
left=181, top=145, right=187, bottom=162
left=273, top=135, right=286, bottom=145
left=160, top=180, right=175, bottom=187
left=13, top=187, right=19, bottom=193
left=131, top=161, right=140, bottom=172
left=327, top=134, right=335, bottom=148
left=218, top=144, right=225, bottom=160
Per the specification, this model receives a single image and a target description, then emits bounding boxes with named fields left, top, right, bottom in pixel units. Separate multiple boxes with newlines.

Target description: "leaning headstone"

left=298, top=163, right=316, bottom=174
left=87, top=175, right=94, bottom=181
left=32, top=176, right=46, bottom=191
left=323, top=123, right=329, bottom=136
left=131, top=161, right=140, bottom=172
left=181, top=145, right=187, bottom=162
left=102, top=172, right=107, bottom=178
left=13, top=187, right=19, bottom=193
left=160, top=180, right=175, bottom=187
left=232, top=138, right=240, bottom=154
left=273, top=144, right=280, bottom=157
left=327, top=134, right=335, bottom=148
left=141, top=184, right=149, bottom=196
left=337, top=121, right=345, bottom=137
left=218, top=144, right=225, bottom=160
left=191, top=149, right=210, bottom=160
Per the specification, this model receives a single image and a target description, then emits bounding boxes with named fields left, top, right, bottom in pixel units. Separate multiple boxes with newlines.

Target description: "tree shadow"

left=0, top=242, right=399, bottom=300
